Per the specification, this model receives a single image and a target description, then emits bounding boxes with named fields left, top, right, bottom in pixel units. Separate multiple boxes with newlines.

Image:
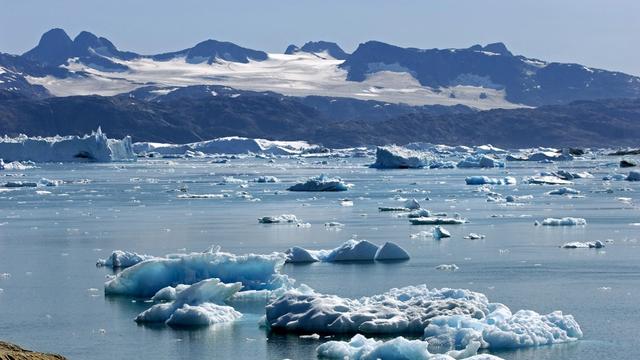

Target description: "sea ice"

left=410, top=217, right=467, bottom=225
left=561, top=241, right=604, bottom=249
left=465, top=176, right=516, bottom=185
left=547, top=187, right=580, bottom=195
left=258, top=214, right=300, bottom=224
left=457, top=155, right=504, bottom=168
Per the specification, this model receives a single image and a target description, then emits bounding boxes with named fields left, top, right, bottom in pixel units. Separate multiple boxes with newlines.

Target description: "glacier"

left=0, top=128, right=134, bottom=163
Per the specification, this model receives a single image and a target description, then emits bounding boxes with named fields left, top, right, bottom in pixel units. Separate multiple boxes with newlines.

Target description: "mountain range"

left=1, top=28, right=639, bottom=148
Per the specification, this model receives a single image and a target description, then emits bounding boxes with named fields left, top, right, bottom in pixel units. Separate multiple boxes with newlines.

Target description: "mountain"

left=22, top=28, right=136, bottom=71
left=1, top=87, right=639, bottom=148
left=2, top=28, right=640, bottom=110
left=152, top=39, right=268, bottom=64
left=0, top=54, right=51, bottom=98
left=285, top=41, right=349, bottom=59
left=341, top=41, right=640, bottom=106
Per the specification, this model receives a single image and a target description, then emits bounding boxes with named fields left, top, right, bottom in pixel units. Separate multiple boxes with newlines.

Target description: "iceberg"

left=524, top=176, right=572, bottom=185
left=258, top=214, right=300, bottom=224
left=433, top=226, right=451, bottom=239
left=547, top=187, right=580, bottom=195
left=561, top=241, right=604, bottom=249
left=0, top=160, right=34, bottom=171
left=506, top=151, right=573, bottom=162
left=96, top=250, right=155, bottom=269
left=435, top=264, right=459, bottom=271
left=370, top=146, right=433, bottom=169
left=134, top=136, right=314, bottom=156
left=266, top=284, right=582, bottom=352
left=541, top=217, right=587, bottom=226
left=465, top=176, right=516, bottom=185
left=316, top=334, right=504, bottom=360
left=379, top=198, right=421, bottom=212
left=457, top=155, right=504, bottom=168
left=135, top=278, right=242, bottom=327
left=410, top=217, right=467, bottom=225
left=324, top=239, right=379, bottom=262
left=284, top=246, right=320, bottom=263
left=104, top=247, right=288, bottom=297
left=287, top=174, right=350, bottom=192
left=374, top=242, right=410, bottom=261
left=0, top=128, right=134, bottom=162
left=253, top=176, right=280, bottom=183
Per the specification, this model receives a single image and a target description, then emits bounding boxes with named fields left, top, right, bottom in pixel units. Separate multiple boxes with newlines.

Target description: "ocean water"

left=0, top=156, right=638, bottom=359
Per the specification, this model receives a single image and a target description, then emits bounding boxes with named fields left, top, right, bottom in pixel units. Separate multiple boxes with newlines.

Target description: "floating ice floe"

left=433, top=226, right=451, bottom=239
left=457, top=155, right=504, bottom=168
left=540, top=217, right=587, bottom=226
left=524, top=176, right=572, bottom=185
left=266, top=285, right=582, bottom=352
left=219, top=176, right=248, bottom=185
left=602, top=173, right=627, bottom=181
left=135, top=278, right=243, bottom=327
left=258, top=214, right=300, bottom=224
left=316, top=334, right=503, bottom=360
left=505, top=195, right=533, bottom=203
left=410, top=217, right=467, bottom=225
left=0, top=127, right=134, bottom=162
left=547, top=187, right=580, bottom=195
left=287, top=174, right=350, bottom=192
left=465, top=176, right=516, bottom=185
left=253, top=176, right=280, bottom=183
left=436, top=264, right=459, bottom=271
left=96, top=250, right=155, bottom=269
left=104, top=247, right=289, bottom=297
left=549, top=170, right=593, bottom=180
left=407, top=209, right=431, bottom=218
left=370, top=146, right=433, bottom=169
left=464, top=233, right=485, bottom=240
left=561, top=241, right=604, bottom=249
left=0, top=159, right=35, bottom=171
left=379, top=198, right=421, bottom=211
left=284, top=240, right=409, bottom=263
left=177, top=193, right=228, bottom=199
left=134, top=136, right=315, bottom=156
left=507, top=151, right=573, bottom=162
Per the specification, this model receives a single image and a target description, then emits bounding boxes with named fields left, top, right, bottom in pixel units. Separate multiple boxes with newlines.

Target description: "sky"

left=1, top=0, right=639, bottom=75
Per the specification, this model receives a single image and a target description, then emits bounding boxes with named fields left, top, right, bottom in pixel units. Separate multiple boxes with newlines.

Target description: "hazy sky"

left=1, top=0, right=639, bottom=75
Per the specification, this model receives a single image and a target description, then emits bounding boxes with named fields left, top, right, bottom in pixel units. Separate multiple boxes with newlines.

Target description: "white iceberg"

left=0, top=128, right=134, bottom=162
left=457, top=155, right=504, bottom=168
left=284, top=246, right=320, bottom=263
left=96, top=250, right=155, bottom=269
left=370, top=146, right=433, bottom=169
left=288, top=174, right=350, bottom=192
left=134, top=136, right=314, bottom=156
left=135, top=278, right=242, bottom=327
left=507, top=151, right=573, bottom=162
left=0, top=160, right=34, bottom=171
left=524, top=176, right=572, bottom=185
left=433, top=226, right=452, bottom=239
left=541, top=217, right=587, bottom=226
left=465, top=176, right=516, bottom=185
left=561, top=241, right=604, bottom=249
left=253, top=176, right=280, bottom=183
left=316, top=334, right=502, bottom=360
left=324, top=239, right=379, bottom=262
left=104, top=247, right=289, bottom=297
left=258, top=214, right=300, bottom=224
left=547, top=187, right=580, bottom=195
left=374, top=242, right=410, bottom=261
left=410, top=217, right=467, bottom=225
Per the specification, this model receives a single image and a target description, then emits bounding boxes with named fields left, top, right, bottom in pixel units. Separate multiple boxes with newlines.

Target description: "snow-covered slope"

left=26, top=53, right=519, bottom=109
left=0, top=127, right=135, bottom=162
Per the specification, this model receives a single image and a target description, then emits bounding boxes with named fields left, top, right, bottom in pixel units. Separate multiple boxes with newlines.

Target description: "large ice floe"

left=288, top=174, right=350, bottom=192
left=104, top=246, right=289, bottom=298
left=266, top=285, right=582, bottom=353
left=465, top=176, right=516, bottom=185
left=0, top=127, right=135, bottom=162
left=134, top=278, right=243, bottom=327
left=370, top=146, right=434, bottom=169
left=284, top=240, right=410, bottom=263
left=457, top=155, right=504, bottom=168
left=133, top=136, right=314, bottom=156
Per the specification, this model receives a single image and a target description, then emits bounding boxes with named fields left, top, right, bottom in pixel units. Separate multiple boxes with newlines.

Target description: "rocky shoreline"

left=0, top=341, right=65, bottom=360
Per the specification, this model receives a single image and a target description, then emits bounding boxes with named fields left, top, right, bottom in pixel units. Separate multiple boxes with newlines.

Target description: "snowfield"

left=25, top=53, right=524, bottom=109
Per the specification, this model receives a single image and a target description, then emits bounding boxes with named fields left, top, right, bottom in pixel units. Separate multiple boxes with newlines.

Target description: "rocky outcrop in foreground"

left=0, top=341, right=65, bottom=360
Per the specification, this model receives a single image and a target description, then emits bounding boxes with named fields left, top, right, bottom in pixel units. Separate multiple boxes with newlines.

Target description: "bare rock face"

left=0, top=341, right=66, bottom=360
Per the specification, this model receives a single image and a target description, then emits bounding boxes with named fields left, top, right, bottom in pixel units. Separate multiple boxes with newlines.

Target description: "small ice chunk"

left=253, top=176, right=280, bottom=183
left=288, top=174, right=349, bottom=192
left=465, top=176, right=516, bottom=185
left=547, top=187, right=580, bottom=195
left=433, top=226, right=451, bottom=239
left=258, top=214, right=300, bottom=224
left=435, top=264, right=459, bottom=271
left=561, top=241, right=604, bottom=249
left=410, top=217, right=467, bottom=225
